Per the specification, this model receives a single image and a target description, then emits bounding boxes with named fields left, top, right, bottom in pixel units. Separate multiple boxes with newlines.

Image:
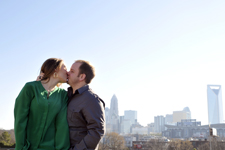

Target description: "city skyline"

left=104, top=92, right=225, bottom=139
left=106, top=95, right=194, bottom=126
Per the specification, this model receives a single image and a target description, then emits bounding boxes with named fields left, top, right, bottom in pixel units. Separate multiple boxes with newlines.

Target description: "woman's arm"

left=14, top=83, right=33, bottom=150
left=55, top=90, right=70, bottom=150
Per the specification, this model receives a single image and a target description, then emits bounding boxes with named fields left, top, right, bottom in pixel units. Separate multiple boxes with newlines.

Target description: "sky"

left=1, top=0, right=225, bottom=130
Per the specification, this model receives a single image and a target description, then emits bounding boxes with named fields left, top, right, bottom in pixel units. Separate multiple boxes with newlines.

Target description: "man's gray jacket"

left=67, top=85, right=105, bottom=150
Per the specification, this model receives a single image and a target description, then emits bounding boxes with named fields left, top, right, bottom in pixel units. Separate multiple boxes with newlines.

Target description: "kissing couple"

left=14, top=58, right=105, bottom=150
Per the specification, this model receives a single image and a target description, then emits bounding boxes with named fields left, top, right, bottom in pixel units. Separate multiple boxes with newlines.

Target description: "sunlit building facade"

left=173, top=107, right=191, bottom=123
left=154, top=115, right=165, bottom=133
left=105, top=107, right=111, bottom=133
left=124, top=110, right=137, bottom=124
left=165, top=114, right=173, bottom=124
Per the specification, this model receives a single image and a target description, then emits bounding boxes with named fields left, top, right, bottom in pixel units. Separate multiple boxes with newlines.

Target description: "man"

left=67, top=60, right=105, bottom=150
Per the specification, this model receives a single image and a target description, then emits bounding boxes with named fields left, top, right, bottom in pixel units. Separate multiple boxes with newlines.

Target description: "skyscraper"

left=105, top=107, right=111, bottom=133
left=109, top=94, right=119, bottom=133
left=119, top=110, right=137, bottom=134
left=105, top=107, right=110, bottom=124
left=207, top=85, right=224, bottom=124
left=124, top=110, right=137, bottom=124
left=154, top=116, right=165, bottom=133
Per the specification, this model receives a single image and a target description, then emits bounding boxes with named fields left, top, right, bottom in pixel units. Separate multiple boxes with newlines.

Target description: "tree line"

left=1, top=130, right=225, bottom=150
left=98, top=132, right=225, bottom=150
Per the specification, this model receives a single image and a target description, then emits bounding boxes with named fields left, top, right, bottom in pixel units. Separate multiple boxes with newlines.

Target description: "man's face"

left=67, top=62, right=81, bottom=86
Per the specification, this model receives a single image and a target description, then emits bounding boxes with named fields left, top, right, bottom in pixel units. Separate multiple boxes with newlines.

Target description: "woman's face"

left=57, top=62, right=68, bottom=83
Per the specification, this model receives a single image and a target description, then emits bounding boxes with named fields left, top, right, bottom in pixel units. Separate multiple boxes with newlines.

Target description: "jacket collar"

left=68, top=84, right=89, bottom=97
left=77, top=84, right=89, bottom=94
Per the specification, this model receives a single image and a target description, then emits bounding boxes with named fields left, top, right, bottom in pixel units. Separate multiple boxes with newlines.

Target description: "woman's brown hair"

left=40, top=58, right=64, bottom=84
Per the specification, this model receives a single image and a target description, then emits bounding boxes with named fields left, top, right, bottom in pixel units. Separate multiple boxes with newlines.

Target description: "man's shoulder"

left=85, top=89, right=101, bottom=99
left=84, top=89, right=105, bottom=108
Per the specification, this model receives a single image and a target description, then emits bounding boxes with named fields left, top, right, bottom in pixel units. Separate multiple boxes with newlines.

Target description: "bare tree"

left=146, top=139, right=167, bottom=150
left=168, top=140, right=193, bottom=150
left=197, top=142, right=209, bottom=150
left=99, top=132, right=127, bottom=150
left=210, top=137, right=225, bottom=150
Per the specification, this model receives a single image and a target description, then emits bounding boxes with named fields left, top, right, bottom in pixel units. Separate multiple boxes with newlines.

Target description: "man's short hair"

left=75, top=60, right=95, bottom=84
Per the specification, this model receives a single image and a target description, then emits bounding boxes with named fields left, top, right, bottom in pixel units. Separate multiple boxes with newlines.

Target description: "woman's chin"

left=59, top=80, right=67, bottom=83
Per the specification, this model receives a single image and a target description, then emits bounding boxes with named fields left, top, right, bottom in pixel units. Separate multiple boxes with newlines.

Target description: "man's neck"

left=72, top=82, right=87, bottom=94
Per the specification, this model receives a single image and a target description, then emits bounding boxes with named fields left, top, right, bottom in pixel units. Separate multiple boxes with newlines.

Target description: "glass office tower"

left=124, top=110, right=137, bottom=124
left=207, top=85, right=223, bottom=124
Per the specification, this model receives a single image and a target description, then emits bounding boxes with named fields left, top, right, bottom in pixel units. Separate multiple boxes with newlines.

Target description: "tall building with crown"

left=207, top=85, right=224, bottom=124
left=109, top=94, right=119, bottom=133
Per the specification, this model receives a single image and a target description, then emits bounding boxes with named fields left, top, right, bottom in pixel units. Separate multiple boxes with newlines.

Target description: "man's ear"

left=79, top=74, right=86, bottom=82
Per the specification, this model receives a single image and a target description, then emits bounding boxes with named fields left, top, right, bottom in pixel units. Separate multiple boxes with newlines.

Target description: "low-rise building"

left=132, top=127, right=148, bottom=135
left=147, top=123, right=154, bottom=134
left=123, top=136, right=136, bottom=148
left=163, top=119, right=225, bottom=139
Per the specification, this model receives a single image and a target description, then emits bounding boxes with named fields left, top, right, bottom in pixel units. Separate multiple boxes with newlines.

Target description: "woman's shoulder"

left=23, top=81, right=44, bottom=91
left=25, top=81, right=39, bottom=85
left=23, top=81, right=38, bottom=88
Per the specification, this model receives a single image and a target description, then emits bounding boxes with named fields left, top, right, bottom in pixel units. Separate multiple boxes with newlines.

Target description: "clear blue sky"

left=1, top=0, right=225, bottom=129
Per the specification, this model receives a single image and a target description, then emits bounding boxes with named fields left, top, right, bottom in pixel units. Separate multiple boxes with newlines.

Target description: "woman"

left=14, top=58, right=70, bottom=150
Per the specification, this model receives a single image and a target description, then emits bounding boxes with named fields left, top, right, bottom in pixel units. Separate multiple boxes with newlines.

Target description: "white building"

left=123, top=136, right=136, bottom=147
left=124, top=110, right=137, bottom=124
left=165, top=114, right=173, bottom=124
left=183, top=107, right=191, bottom=119
left=207, top=85, right=224, bottom=124
left=123, top=120, right=132, bottom=134
left=109, top=94, right=119, bottom=133
left=132, top=127, right=148, bottom=135
left=154, top=116, right=165, bottom=133
left=147, top=123, right=154, bottom=133
left=105, top=107, right=111, bottom=133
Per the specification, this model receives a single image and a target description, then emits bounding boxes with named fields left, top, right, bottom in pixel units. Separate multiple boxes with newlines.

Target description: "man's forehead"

left=71, top=62, right=81, bottom=69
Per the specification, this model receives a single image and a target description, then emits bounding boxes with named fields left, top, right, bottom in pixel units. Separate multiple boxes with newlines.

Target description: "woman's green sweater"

left=14, top=81, right=70, bottom=150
